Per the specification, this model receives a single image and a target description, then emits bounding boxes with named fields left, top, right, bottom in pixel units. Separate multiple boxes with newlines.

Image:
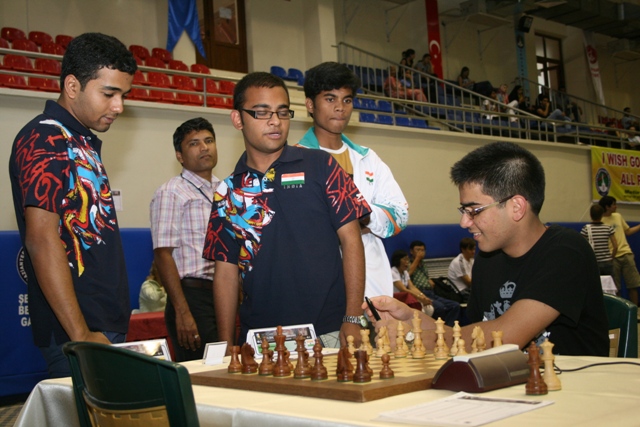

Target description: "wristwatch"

left=343, top=315, right=368, bottom=328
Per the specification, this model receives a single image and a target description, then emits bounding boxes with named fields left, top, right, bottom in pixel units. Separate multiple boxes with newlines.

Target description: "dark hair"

left=303, top=62, right=360, bottom=100
left=60, top=33, right=137, bottom=89
left=624, top=107, right=631, bottom=113
left=590, top=204, right=604, bottom=221
left=402, top=49, right=415, bottom=58
left=391, top=249, right=409, bottom=268
left=460, top=237, right=476, bottom=251
left=599, top=196, right=616, bottom=209
left=460, top=66, right=469, bottom=76
left=409, top=240, right=426, bottom=250
left=173, top=117, right=215, bottom=152
left=233, top=72, right=289, bottom=111
left=421, top=53, right=430, bottom=60
left=450, top=141, right=546, bottom=215
left=508, top=85, right=522, bottom=101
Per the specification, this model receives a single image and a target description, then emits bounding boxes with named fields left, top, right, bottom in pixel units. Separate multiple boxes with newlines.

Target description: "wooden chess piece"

left=228, top=345, right=242, bottom=373
left=240, top=343, right=258, bottom=374
left=525, top=341, right=548, bottom=395
left=375, top=337, right=387, bottom=358
left=337, top=346, right=354, bottom=382
left=364, top=329, right=373, bottom=355
left=258, top=337, right=274, bottom=376
left=347, top=335, right=356, bottom=356
left=394, top=335, right=407, bottom=358
left=353, top=350, right=372, bottom=383
left=412, top=331, right=426, bottom=358
left=541, top=339, right=561, bottom=391
left=379, top=353, right=394, bottom=379
left=471, top=326, right=486, bottom=353
left=450, top=321, right=461, bottom=357
left=310, top=339, right=328, bottom=381
left=380, top=326, right=391, bottom=353
left=273, top=326, right=291, bottom=377
left=456, top=338, right=468, bottom=356
left=294, top=334, right=311, bottom=379
left=435, top=317, right=449, bottom=356
left=492, top=330, right=503, bottom=348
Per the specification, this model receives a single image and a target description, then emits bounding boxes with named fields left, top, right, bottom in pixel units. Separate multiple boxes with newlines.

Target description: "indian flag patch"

left=281, top=172, right=305, bottom=187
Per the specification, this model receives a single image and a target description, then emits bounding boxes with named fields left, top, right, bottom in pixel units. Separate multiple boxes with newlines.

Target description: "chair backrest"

left=1, top=27, right=26, bottom=42
left=152, top=47, right=172, bottom=63
left=12, top=38, right=38, bottom=52
left=41, top=42, right=65, bottom=55
left=29, top=30, right=53, bottom=47
left=145, top=56, right=167, bottom=69
left=63, top=341, right=199, bottom=427
left=55, top=34, right=74, bottom=48
left=603, top=294, right=638, bottom=358
left=168, top=60, right=189, bottom=72
left=129, top=44, right=150, bottom=61
left=270, top=65, right=288, bottom=79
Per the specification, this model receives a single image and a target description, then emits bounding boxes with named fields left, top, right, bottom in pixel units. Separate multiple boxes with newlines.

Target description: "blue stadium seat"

left=288, top=68, right=304, bottom=85
left=395, top=116, right=411, bottom=127
left=270, top=66, right=288, bottom=79
left=409, top=118, right=428, bottom=129
left=359, top=112, right=376, bottom=123
left=377, top=100, right=392, bottom=113
left=376, top=115, right=394, bottom=125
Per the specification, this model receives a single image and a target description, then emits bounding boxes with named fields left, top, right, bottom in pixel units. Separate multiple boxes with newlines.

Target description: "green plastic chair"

left=63, top=341, right=199, bottom=426
left=602, top=294, right=638, bottom=358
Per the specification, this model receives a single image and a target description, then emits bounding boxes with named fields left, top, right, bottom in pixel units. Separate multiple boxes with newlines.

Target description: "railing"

left=336, top=41, right=639, bottom=148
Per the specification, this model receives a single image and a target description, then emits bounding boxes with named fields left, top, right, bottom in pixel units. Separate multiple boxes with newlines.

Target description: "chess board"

left=190, top=353, right=449, bottom=402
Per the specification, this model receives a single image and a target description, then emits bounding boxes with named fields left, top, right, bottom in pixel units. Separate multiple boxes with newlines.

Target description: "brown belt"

left=181, top=277, right=213, bottom=290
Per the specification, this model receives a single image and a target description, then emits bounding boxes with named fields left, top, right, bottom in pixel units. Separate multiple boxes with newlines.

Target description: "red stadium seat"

left=29, top=76, right=60, bottom=92
left=129, top=45, right=150, bottom=61
left=0, top=37, right=10, bottom=49
left=28, top=31, right=53, bottom=47
left=2, top=74, right=29, bottom=90
left=1, top=27, right=27, bottom=43
left=144, top=56, right=166, bottom=69
left=55, top=34, right=73, bottom=49
left=174, top=77, right=203, bottom=106
left=218, top=80, right=236, bottom=95
left=207, top=95, right=232, bottom=109
left=151, top=47, right=172, bottom=63
left=190, top=63, right=211, bottom=74
left=127, top=87, right=152, bottom=102
left=168, top=60, right=188, bottom=72
left=11, top=38, right=38, bottom=52
left=34, top=58, right=61, bottom=75
left=147, top=72, right=175, bottom=103
left=132, top=70, right=147, bottom=86
left=4, top=54, right=35, bottom=72
left=41, top=42, right=65, bottom=55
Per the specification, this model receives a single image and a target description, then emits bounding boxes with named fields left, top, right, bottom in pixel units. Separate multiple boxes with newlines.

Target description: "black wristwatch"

left=343, top=315, right=368, bottom=328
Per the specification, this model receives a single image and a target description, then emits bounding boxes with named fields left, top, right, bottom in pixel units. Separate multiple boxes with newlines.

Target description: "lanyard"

left=180, top=173, right=213, bottom=205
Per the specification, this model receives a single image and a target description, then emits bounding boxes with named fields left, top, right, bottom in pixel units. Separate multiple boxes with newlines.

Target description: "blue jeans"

left=425, top=290, right=461, bottom=327
left=39, top=331, right=126, bottom=378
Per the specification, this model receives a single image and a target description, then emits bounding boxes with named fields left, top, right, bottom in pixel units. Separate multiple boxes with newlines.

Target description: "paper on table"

left=375, top=392, right=553, bottom=427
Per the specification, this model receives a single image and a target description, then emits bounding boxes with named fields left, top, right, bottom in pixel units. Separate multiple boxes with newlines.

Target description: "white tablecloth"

left=601, top=275, right=618, bottom=295
left=14, top=356, right=640, bottom=427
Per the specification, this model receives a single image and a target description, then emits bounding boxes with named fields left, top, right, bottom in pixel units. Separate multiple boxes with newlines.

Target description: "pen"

left=364, top=296, right=381, bottom=321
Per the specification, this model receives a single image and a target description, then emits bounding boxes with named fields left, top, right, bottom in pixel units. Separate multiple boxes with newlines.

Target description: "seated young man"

left=447, top=237, right=476, bottom=299
left=364, top=142, right=609, bottom=356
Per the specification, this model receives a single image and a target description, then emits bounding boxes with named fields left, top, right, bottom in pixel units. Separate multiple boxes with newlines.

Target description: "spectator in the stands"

left=400, top=48, right=415, bottom=68
left=622, top=107, right=639, bottom=130
left=497, top=83, right=520, bottom=122
left=391, top=249, right=434, bottom=317
left=536, top=95, right=571, bottom=127
left=138, top=261, right=168, bottom=313
left=457, top=66, right=475, bottom=90
left=384, top=66, right=427, bottom=102
left=415, top=53, right=433, bottom=75
left=415, top=53, right=436, bottom=101
left=482, top=89, right=499, bottom=120
left=448, top=237, right=476, bottom=298
left=556, top=86, right=582, bottom=123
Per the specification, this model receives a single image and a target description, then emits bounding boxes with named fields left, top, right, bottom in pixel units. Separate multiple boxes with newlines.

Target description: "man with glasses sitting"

left=203, top=72, right=371, bottom=350
left=364, top=142, right=608, bottom=356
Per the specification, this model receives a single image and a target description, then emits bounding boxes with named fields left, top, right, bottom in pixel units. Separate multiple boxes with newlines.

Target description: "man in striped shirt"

left=581, top=204, right=617, bottom=277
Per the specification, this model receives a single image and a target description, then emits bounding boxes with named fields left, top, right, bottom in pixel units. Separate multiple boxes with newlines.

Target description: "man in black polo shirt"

left=9, top=33, right=137, bottom=377
left=203, top=72, right=371, bottom=349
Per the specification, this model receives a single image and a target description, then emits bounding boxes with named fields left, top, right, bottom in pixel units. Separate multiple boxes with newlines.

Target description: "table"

left=13, top=355, right=640, bottom=427
left=127, top=311, right=175, bottom=360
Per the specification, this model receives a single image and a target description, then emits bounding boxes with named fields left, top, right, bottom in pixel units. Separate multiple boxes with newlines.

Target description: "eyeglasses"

left=241, top=109, right=294, bottom=120
left=457, top=195, right=514, bottom=219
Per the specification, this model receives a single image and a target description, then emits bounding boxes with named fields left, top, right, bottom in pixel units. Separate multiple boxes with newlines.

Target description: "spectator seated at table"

left=390, top=249, right=434, bottom=317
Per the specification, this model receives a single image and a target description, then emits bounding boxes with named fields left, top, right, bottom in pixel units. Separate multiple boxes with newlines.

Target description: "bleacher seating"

left=145, top=56, right=166, bottom=69
left=1, top=27, right=26, bottom=43
left=28, top=30, right=53, bottom=47
left=129, top=44, right=150, bottom=62
left=12, top=38, right=38, bottom=52
left=55, top=34, right=73, bottom=49
left=41, top=42, right=65, bottom=55
left=151, top=47, right=172, bottom=63
left=4, top=54, right=35, bottom=72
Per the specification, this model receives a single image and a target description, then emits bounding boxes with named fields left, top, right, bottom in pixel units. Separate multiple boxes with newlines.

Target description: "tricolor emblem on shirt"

left=281, top=172, right=305, bottom=187
left=365, top=170, right=374, bottom=184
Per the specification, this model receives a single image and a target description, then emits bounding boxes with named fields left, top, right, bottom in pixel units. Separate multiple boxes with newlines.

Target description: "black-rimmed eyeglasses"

left=241, top=109, right=294, bottom=120
left=457, top=195, right=514, bottom=219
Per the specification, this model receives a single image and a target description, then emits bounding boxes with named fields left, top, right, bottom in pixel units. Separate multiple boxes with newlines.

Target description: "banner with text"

left=592, top=146, right=640, bottom=204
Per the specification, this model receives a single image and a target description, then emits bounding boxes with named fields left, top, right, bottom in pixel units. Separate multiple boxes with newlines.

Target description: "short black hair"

left=60, top=33, right=137, bottom=89
left=391, top=249, right=409, bottom=268
left=409, top=240, right=426, bottom=250
left=233, top=72, right=289, bottom=111
left=173, top=117, right=215, bottom=152
left=460, top=237, right=476, bottom=251
left=450, top=141, right=546, bottom=215
left=590, top=204, right=604, bottom=221
left=599, top=196, right=616, bottom=209
left=303, top=62, right=360, bottom=101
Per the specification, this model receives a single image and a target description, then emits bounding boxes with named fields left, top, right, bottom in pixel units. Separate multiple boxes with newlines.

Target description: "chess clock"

left=343, top=315, right=368, bottom=328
